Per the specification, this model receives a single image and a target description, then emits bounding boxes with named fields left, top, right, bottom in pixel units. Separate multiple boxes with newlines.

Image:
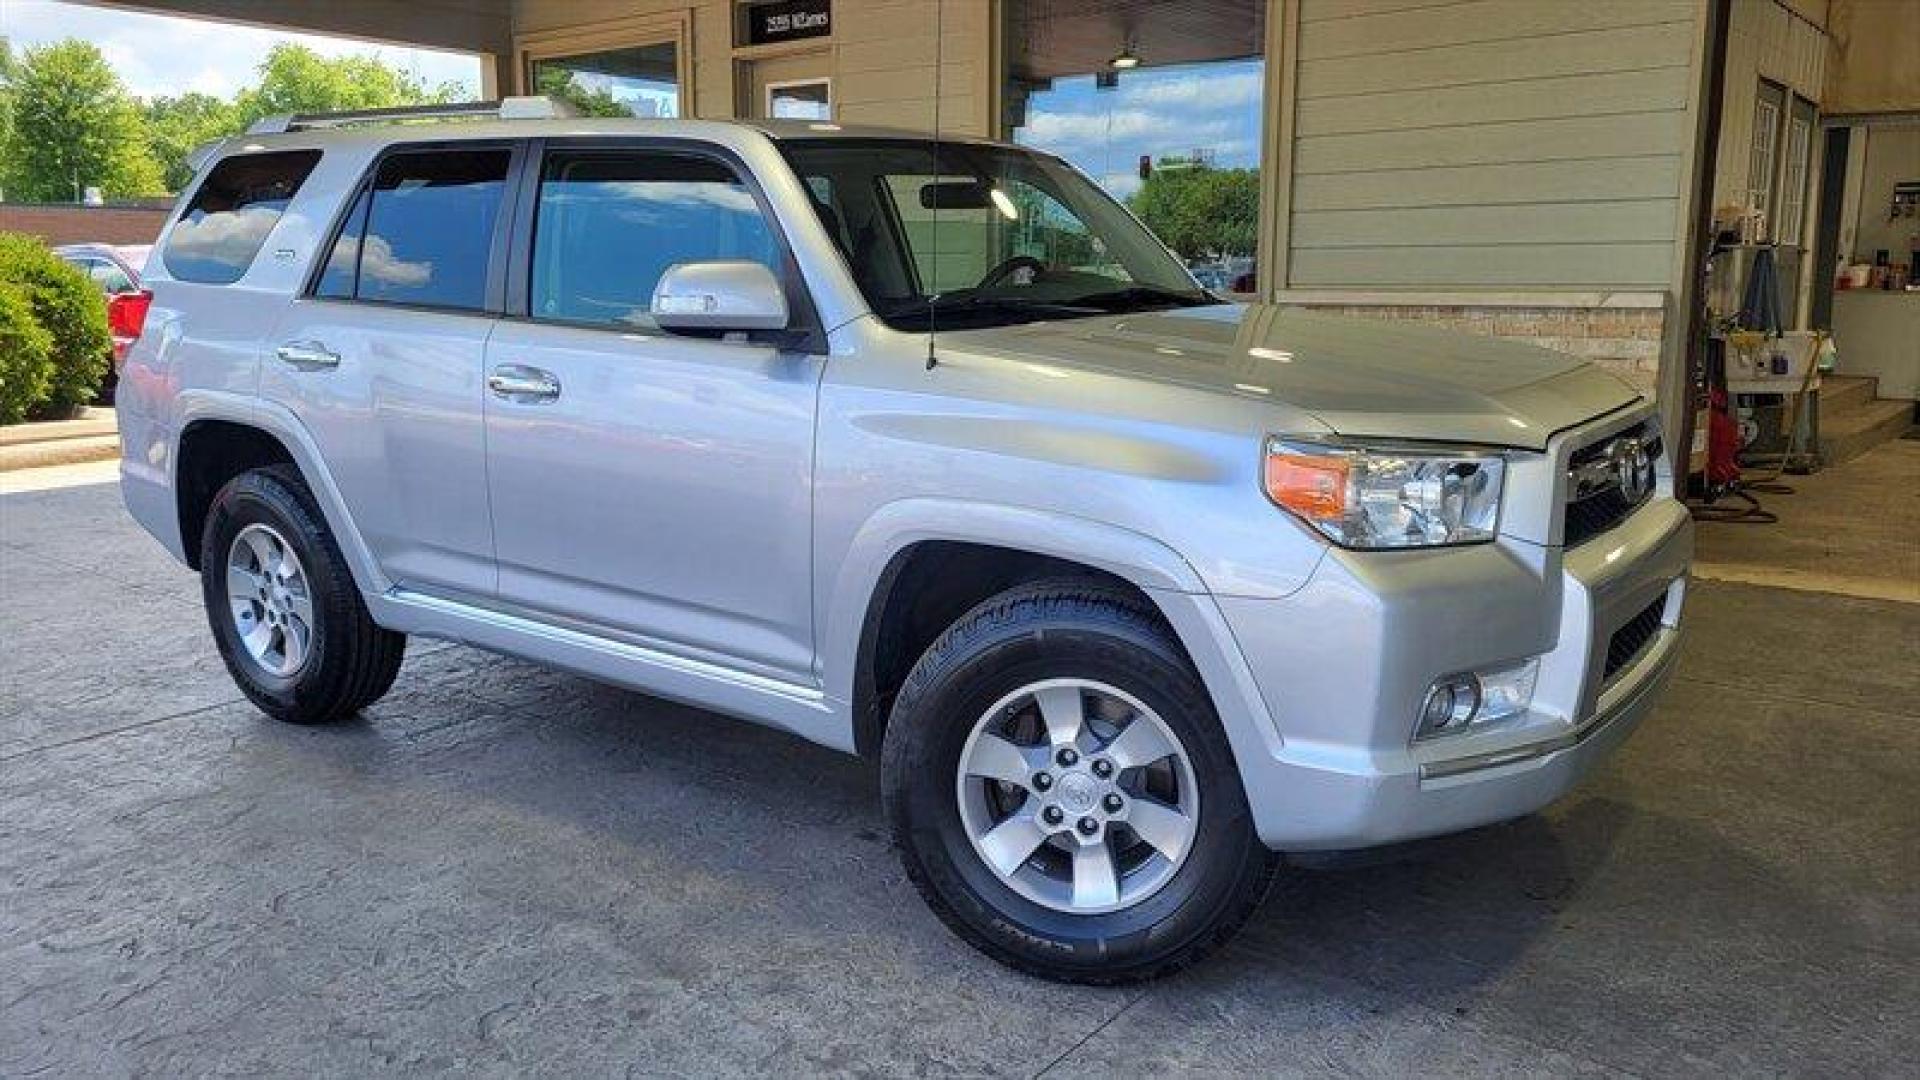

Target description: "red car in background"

left=55, top=243, right=154, bottom=403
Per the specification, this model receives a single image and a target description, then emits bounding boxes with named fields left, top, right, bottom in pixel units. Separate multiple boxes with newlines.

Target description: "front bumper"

left=1214, top=494, right=1692, bottom=852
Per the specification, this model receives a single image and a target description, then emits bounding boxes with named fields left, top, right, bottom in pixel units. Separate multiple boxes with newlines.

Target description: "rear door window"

left=316, top=148, right=512, bottom=311
left=162, top=150, right=322, bottom=284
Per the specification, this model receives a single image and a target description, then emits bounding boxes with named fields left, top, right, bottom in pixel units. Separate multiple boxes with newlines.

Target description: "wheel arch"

left=825, top=500, right=1225, bottom=759
left=171, top=396, right=387, bottom=597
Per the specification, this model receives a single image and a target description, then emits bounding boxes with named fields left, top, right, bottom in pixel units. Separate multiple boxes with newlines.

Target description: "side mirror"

left=651, top=261, right=790, bottom=332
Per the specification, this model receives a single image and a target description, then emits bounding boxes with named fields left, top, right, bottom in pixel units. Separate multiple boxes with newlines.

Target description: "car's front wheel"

left=200, top=465, right=405, bottom=724
left=882, top=580, right=1277, bottom=983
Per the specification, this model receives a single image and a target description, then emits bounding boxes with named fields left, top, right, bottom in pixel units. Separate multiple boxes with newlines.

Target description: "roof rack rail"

left=246, top=95, right=578, bottom=136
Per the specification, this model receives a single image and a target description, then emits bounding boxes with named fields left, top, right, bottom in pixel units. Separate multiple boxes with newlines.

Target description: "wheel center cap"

left=1057, top=772, right=1099, bottom=813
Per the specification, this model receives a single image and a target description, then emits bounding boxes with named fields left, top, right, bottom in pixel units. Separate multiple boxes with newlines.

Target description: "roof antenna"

left=926, top=0, right=945, bottom=371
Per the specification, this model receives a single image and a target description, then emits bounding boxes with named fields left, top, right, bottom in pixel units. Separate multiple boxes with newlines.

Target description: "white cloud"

left=1125, top=71, right=1266, bottom=111
left=0, top=0, right=482, bottom=101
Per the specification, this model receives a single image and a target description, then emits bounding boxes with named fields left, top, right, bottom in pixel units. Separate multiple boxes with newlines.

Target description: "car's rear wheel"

left=882, top=580, right=1277, bottom=983
left=200, top=465, right=405, bottom=724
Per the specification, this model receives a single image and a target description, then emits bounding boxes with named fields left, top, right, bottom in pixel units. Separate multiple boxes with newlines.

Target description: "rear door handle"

left=487, top=364, right=561, bottom=403
left=275, top=341, right=339, bottom=370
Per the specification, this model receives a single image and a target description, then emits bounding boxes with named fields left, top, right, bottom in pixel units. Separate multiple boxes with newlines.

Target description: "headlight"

left=1263, top=438, right=1506, bottom=548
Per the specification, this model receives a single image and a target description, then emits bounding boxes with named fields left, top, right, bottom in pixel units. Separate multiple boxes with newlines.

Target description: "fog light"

left=1416, top=658, right=1539, bottom=740
left=1418, top=675, right=1481, bottom=737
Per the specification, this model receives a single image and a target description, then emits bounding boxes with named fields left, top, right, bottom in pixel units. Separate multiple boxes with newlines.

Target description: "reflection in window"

left=163, top=150, right=321, bottom=284
left=769, top=79, right=831, bottom=120
left=530, top=152, right=779, bottom=328
left=1003, top=0, right=1263, bottom=283
left=532, top=43, right=679, bottom=118
left=316, top=150, right=509, bottom=311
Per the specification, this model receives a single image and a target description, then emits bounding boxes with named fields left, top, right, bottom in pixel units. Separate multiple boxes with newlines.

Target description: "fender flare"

left=819, top=497, right=1209, bottom=709
left=173, top=390, right=391, bottom=598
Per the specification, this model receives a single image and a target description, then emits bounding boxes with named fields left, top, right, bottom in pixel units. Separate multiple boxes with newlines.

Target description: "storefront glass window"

left=1004, top=0, right=1265, bottom=288
left=531, top=42, right=680, bottom=119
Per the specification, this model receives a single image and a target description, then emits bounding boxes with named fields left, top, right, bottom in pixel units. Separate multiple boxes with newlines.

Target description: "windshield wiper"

left=882, top=294, right=1106, bottom=321
left=1070, top=285, right=1215, bottom=312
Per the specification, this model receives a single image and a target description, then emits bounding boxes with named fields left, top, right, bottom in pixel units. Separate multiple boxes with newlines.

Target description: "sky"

left=0, top=0, right=483, bottom=100
left=1013, top=59, right=1266, bottom=199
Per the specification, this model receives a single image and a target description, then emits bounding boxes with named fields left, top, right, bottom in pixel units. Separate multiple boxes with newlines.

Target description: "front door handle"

left=487, top=365, right=561, bottom=403
left=275, top=341, right=339, bottom=370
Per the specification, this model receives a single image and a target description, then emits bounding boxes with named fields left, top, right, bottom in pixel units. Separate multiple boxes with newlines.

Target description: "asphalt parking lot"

left=3, top=466, right=1916, bottom=1077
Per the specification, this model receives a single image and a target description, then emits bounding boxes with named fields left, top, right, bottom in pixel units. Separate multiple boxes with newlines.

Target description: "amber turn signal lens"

left=1264, top=451, right=1349, bottom=519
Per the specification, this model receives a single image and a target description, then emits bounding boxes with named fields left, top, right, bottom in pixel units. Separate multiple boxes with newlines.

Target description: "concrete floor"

left=1694, top=438, right=1920, bottom=602
left=3, top=467, right=1917, bottom=1078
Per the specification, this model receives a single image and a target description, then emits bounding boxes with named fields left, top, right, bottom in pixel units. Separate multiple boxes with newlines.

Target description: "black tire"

left=199, top=464, right=405, bottom=724
left=881, top=579, right=1277, bottom=984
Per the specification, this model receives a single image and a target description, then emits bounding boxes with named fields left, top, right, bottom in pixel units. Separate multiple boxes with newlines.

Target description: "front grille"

left=1563, top=422, right=1660, bottom=548
left=1605, top=597, right=1666, bottom=682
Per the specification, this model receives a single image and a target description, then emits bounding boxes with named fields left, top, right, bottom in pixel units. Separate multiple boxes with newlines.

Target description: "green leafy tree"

left=533, top=66, right=632, bottom=118
left=2, top=40, right=165, bottom=201
left=1126, top=166, right=1260, bottom=263
left=0, top=39, right=17, bottom=197
left=144, top=92, right=239, bottom=191
left=234, top=44, right=459, bottom=126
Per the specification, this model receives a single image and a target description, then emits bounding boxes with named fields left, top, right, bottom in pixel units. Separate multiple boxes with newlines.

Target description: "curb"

left=0, top=409, right=120, bottom=472
left=0, top=434, right=120, bottom=472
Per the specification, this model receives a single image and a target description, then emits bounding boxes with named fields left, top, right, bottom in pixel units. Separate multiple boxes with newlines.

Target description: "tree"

left=233, top=44, right=459, bottom=126
left=1126, top=166, right=1260, bottom=263
left=2, top=40, right=165, bottom=201
left=533, top=66, right=632, bottom=118
left=0, top=39, right=17, bottom=197
left=144, top=92, right=239, bottom=192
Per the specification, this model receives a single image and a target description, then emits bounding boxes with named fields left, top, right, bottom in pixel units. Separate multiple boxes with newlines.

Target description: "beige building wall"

left=511, top=0, right=993, bottom=134
left=1710, top=0, right=1830, bottom=229
left=1280, top=0, right=1701, bottom=291
left=1824, top=0, right=1920, bottom=115
left=1264, top=0, right=1713, bottom=394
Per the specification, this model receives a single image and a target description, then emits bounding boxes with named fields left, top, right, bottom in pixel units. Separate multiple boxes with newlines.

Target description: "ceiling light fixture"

left=1110, top=37, right=1141, bottom=69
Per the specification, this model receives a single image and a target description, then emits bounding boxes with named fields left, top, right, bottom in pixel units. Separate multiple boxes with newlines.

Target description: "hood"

left=940, top=304, right=1641, bottom=450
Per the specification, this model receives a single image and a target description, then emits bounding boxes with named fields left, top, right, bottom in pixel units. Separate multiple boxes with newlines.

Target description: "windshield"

left=778, top=138, right=1215, bottom=331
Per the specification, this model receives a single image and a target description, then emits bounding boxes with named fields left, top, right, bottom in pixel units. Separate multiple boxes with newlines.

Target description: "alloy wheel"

left=225, top=523, right=315, bottom=678
left=955, top=678, right=1199, bottom=915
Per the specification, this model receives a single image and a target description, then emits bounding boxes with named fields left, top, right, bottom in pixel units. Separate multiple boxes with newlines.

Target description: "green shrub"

left=0, top=233, right=110, bottom=417
left=0, top=281, right=55, bottom=425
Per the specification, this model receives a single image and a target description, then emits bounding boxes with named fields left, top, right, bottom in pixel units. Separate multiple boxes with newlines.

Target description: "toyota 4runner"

left=118, top=98, right=1692, bottom=983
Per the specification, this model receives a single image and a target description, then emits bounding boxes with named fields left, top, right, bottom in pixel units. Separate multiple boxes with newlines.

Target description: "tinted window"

left=163, top=150, right=321, bottom=284
left=314, top=190, right=370, bottom=301
left=321, top=149, right=510, bottom=310
left=530, top=151, right=779, bottom=328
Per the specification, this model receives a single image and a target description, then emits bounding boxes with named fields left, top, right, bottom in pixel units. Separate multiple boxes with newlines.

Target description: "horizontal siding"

left=1297, top=0, right=1695, bottom=60
left=1290, top=244, right=1676, bottom=287
left=1295, top=67, right=1693, bottom=137
left=1292, top=201, right=1680, bottom=248
left=1284, top=0, right=1702, bottom=290
left=1294, top=111, right=1691, bottom=174
left=1297, top=21, right=1696, bottom=98
left=1293, top=156, right=1688, bottom=211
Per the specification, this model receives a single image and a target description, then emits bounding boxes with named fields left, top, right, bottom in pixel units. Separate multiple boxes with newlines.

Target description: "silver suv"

left=119, top=99, right=1692, bottom=983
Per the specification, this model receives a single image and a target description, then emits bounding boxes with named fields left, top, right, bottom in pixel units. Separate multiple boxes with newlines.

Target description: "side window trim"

left=302, top=138, right=526, bottom=316
left=503, top=136, right=825, bottom=354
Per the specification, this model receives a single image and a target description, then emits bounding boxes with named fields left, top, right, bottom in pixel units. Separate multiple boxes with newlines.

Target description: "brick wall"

left=1283, top=303, right=1667, bottom=395
left=0, top=204, right=171, bottom=247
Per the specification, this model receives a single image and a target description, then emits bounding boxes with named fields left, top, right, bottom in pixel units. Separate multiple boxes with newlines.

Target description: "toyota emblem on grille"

left=1611, top=437, right=1653, bottom=502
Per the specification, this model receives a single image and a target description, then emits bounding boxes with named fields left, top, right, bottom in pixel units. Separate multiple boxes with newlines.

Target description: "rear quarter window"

left=162, top=150, right=322, bottom=284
